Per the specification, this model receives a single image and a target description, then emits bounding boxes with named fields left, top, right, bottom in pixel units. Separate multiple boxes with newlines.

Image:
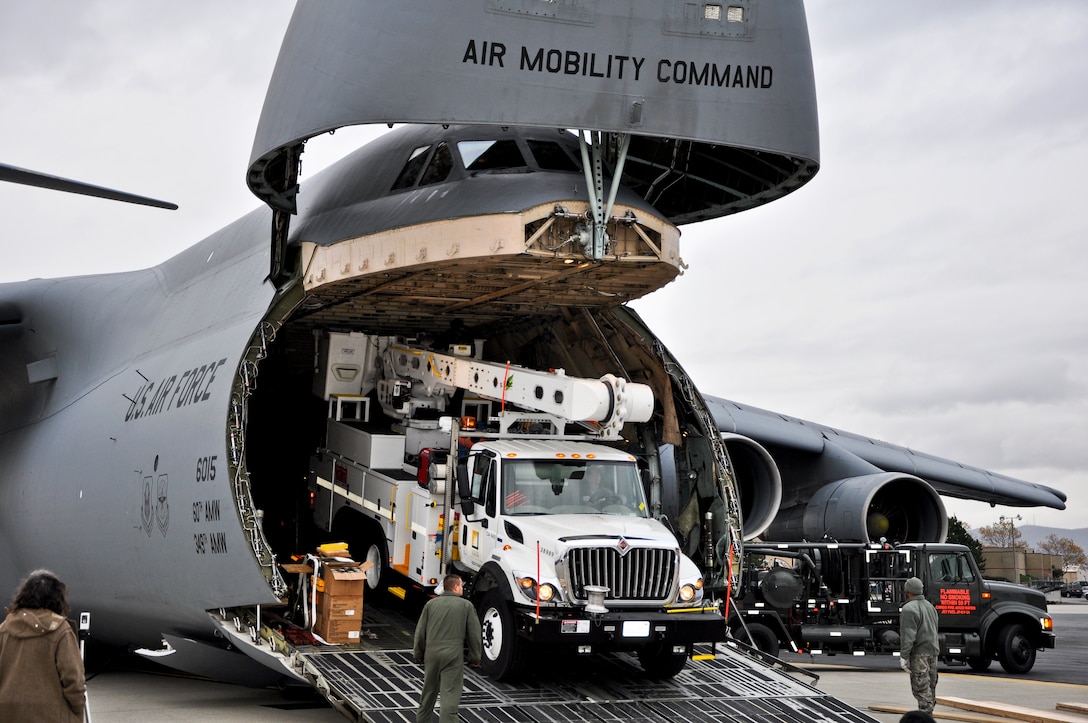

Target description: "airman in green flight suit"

left=414, top=574, right=483, bottom=722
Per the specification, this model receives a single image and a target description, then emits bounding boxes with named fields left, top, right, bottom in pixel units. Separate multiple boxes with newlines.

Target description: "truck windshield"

left=501, top=460, right=648, bottom=517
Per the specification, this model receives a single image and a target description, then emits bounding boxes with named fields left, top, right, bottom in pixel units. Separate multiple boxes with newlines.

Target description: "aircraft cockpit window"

left=419, top=142, right=453, bottom=186
left=390, top=144, right=432, bottom=190
left=527, top=140, right=580, bottom=172
left=458, top=140, right=527, bottom=172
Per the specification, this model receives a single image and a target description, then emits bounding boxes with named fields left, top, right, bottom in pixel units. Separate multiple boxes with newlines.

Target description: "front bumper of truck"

left=511, top=606, right=726, bottom=650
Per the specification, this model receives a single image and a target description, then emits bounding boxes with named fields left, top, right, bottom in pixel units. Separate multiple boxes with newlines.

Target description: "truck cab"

left=900, top=544, right=1055, bottom=673
left=456, top=439, right=721, bottom=680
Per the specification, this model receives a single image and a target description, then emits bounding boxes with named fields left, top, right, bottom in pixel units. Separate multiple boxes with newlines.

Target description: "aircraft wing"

left=0, top=162, right=176, bottom=209
left=707, top=395, right=1068, bottom=510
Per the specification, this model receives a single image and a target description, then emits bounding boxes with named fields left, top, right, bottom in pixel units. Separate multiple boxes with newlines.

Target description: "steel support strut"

left=578, top=131, right=631, bottom=260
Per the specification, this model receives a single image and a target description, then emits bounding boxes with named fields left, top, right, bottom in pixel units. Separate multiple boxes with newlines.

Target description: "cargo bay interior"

left=241, top=305, right=737, bottom=596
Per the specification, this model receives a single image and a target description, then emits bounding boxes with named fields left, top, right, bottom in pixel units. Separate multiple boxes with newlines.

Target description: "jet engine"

left=764, top=472, right=947, bottom=543
left=720, top=433, right=782, bottom=541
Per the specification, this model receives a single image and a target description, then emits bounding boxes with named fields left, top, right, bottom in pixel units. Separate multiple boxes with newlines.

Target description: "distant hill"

left=1019, top=525, right=1088, bottom=553
left=970, top=525, right=1088, bottom=553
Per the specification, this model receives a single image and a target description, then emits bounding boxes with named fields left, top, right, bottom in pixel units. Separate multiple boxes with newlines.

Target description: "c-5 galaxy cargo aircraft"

left=0, top=0, right=1065, bottom=694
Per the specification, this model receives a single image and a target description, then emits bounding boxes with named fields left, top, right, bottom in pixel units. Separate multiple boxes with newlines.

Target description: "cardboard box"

left=314, top=615, right=362, bottom=645
left=311, top=559, right=373, bottom=644
left=318, top=561, right=372, bottom=597
left=319, top=594, right=361, bottom=618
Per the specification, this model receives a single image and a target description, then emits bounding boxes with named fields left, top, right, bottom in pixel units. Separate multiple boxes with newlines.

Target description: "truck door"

left=926, top=551, right=983, bottom=629
left=460, top=451, right=500, bottom=570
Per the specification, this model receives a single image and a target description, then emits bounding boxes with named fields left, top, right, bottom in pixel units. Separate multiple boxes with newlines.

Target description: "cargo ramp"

left=209, top=578, right=883, bottom=723
left=297, top=643, right=879, bottom=722
left=206, top=600, right=877, bottom=722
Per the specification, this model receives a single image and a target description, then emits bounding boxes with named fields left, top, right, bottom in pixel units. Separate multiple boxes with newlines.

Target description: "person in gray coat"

left=414, top=574, right=483, bottom=723
left=899, top=576, right=940, bottom=713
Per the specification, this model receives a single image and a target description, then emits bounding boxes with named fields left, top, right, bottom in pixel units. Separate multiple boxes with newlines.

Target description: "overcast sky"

left=2, top=2, right=1085, bottom=532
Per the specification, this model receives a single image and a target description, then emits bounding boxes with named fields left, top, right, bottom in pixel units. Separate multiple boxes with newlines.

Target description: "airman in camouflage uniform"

left=899, top=576, right=939, bottom=713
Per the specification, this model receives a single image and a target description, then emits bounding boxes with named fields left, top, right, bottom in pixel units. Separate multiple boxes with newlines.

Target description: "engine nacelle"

left=720, top=433, right=782, bottom=541
left=765, top=473, right=947, bottom=543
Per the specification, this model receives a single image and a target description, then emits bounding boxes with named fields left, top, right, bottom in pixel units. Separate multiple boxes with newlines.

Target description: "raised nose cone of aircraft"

left=288, top=125, right=682, bottom=338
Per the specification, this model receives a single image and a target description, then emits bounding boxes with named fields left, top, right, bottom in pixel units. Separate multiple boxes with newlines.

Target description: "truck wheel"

left=637, top=641, right=689, bottom=679
left=360, top=537, right=388, bottom=594
left=478, top=591, right=526, bottom=681
left=966, top=656, right=991, bottom=672
left=997, top=623, right=1036, bottom=674
left=331, top=514, right=387, bottom=594
left=734, top=623, right=781, bottom=658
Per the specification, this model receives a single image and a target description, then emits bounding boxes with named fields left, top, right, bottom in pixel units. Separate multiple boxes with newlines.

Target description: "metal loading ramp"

left=297, top=643, right=879, bottom=722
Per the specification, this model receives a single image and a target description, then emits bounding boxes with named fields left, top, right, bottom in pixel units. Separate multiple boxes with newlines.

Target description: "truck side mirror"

left=456, top=462, right=471, bottom=498
left=456, top=462, right=476, bottom=517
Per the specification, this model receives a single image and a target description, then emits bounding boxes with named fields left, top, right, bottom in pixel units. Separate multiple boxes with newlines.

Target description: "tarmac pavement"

left=812, top=598, right=1088, bottom=722
left=83, top=661, right=1088, bottom=723
left=85, top=671, right=340, bottom=722
left=810, top=666, right=1088, bottom=722
left=81, top=600, right=1088, bottom=722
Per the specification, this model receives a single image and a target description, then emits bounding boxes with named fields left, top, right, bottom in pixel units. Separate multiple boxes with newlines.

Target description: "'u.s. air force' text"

left=463, top=40, right=773, bottom=88
left=125, top=358, right=228, bottom=422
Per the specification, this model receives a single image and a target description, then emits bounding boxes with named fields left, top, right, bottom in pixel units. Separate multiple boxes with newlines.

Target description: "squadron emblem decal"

left=156, top=474, right=170, bottom=535
left=141, top=475, right=153, bottom=536
left=139, top=455, right=169, bottom=538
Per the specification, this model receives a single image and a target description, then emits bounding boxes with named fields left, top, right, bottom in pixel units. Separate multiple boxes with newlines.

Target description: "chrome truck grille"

left=565, top=546, right=677, bottom=602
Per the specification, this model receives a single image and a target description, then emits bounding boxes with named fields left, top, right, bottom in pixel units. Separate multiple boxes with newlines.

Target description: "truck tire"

left=478, top=591, right=527, bottom=681
left=331, top=513, right=387, bottom=594
left=360, top=537, right=388, bottom=594
left=966, top=656, right=991, bottom=672
left=734, top=622, right=781, bottom=658
left=637, top=641, right=689, bottom=679
left=996, top=622, right=1036, bottom=674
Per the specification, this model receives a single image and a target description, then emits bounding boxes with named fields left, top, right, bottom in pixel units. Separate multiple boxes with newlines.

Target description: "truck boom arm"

left=384, top=343, right=654, bottom=438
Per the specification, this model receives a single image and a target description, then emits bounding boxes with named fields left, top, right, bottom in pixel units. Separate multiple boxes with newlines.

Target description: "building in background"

left=982, top=547, right=1064, bottom=585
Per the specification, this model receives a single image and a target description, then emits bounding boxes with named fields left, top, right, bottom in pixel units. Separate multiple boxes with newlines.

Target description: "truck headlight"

left=679, top=579, right=704, bottom=603
left=515, top=575, right=558, bottom=602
